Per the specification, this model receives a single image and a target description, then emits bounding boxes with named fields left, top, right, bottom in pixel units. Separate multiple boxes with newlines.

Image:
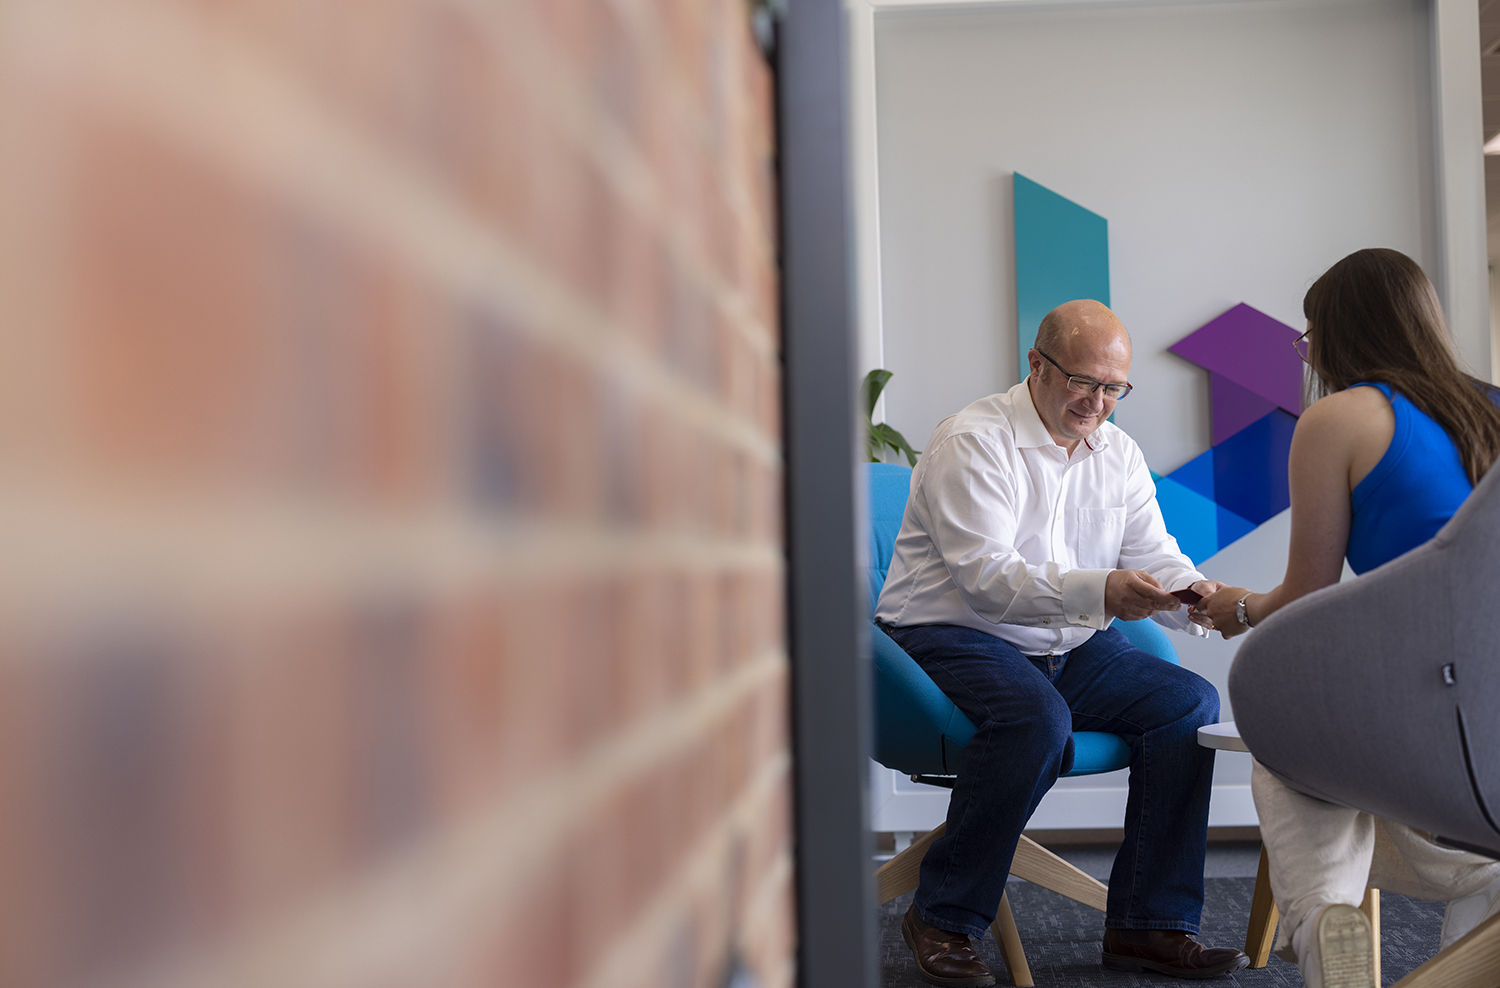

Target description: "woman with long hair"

left=1198, top=248, right=1500, bottom=988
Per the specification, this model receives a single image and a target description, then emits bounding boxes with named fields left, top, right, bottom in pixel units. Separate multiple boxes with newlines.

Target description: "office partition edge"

left=778, top=0, right=880, bottom=986
left=1431, top=0, right=1490, bottom=382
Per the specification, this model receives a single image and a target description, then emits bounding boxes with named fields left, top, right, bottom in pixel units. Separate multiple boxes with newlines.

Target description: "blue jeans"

left=883, top=622, right=1219, bottom=939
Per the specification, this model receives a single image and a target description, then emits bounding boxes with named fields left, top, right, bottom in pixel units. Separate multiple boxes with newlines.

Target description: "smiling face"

left=1027, top=300, right=1132, bottom=450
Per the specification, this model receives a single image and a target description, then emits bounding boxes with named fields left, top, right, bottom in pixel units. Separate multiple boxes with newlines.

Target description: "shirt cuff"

left=1160, top=577, right=1210, bottom=636
left=1151, top=608, right=1211, bottom=637
left=1061, top=568, right=1112, bottom=630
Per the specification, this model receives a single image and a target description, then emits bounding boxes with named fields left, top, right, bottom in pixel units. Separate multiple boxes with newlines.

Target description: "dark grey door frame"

left=776, top=0, right=878, bottom=985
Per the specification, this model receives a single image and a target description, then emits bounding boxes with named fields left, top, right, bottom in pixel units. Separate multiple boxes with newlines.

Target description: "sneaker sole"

left=900, top=914, right=997, bottom=988
left=1102, top=951, right=1251, bottom=980
left=1317, top=904, right=1376, bottom=988
left=1441, top=876, right=1500, bottom=950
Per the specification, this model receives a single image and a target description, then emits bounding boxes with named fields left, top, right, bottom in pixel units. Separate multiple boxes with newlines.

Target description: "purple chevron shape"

left=1210, top=372, right=1279, bottom=445
left=1170, top=303, right=1304, bottom=416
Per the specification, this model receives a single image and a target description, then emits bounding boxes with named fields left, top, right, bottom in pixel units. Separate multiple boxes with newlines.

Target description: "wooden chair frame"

left=1244, top=846, right=1382, bottom=980
left=1393, top=910, right=1500, bottom=987
left=875, top=823, right=1107, bottom=987
left=1244, top=843, right=1500, bottom=986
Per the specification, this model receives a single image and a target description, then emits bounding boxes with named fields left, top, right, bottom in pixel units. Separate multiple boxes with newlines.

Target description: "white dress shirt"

left=875, top=380, right=1208, bottom=654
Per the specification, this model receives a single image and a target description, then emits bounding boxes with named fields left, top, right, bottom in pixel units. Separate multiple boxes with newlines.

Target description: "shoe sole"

left=1441, top=876, right=1500, bottom=950
left=1317, top=904, right=1375, bottom=988
left=1101, top=951, right=1251, bottom=980
left=901, top=913, right=997, bottom=988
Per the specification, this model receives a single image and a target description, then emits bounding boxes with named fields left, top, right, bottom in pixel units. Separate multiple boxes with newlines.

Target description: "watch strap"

left=1236, top=593, right=1254, bottom=628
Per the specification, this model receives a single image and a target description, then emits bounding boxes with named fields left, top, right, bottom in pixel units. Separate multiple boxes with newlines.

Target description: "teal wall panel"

left=1013, top=173, right=1110, bottom=379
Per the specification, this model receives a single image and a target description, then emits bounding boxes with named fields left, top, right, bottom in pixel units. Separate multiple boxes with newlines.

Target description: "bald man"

left=876, top=301, right=1250, bottom=984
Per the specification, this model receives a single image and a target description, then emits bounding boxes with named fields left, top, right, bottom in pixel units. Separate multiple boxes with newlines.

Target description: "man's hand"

left=1104, top=569, right=1181, bottom=621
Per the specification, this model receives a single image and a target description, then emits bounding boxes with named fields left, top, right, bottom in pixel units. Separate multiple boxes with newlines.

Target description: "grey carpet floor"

left=879, top=877, right=1447, bottom=987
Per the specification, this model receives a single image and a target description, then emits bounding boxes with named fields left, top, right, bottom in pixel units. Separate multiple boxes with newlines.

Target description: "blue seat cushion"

left=867, top=463, right=914, bottom=613
left=873, top=623, right=973, bottom=776
left=874, top=621, right=1150, bottom=778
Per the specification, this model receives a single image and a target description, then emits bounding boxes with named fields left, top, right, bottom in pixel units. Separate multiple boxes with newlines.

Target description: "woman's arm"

left=1199, top=388, right=1392, bottom=636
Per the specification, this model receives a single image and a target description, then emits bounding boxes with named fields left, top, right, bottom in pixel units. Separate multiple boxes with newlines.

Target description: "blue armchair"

left=867, top=462, right=1183, bottom=986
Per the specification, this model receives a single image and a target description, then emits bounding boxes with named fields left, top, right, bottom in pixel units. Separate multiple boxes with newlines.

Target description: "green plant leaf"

left=862, top=368, right=921, bottom=466
left=863, top=369, right=892, bottom=420
left=871, top=422, right=922, bottom=467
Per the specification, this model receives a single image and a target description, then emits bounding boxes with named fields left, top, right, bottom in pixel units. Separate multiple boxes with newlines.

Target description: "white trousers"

left=1251, top=760, right=1500, bottom=961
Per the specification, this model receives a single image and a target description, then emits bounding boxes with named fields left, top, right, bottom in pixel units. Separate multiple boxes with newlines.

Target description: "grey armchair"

left=1229, top=458, right=1500, bottom=986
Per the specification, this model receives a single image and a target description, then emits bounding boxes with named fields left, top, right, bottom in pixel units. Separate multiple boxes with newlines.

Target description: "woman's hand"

left=1198, top=585, right=1253, bottom=639
left=1185, top=580, right=1224, bottom=629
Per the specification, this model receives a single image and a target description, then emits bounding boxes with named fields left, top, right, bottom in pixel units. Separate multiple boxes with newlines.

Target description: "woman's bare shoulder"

left=1296, top=386, right=1395, bottom=480
left=1300, top=386, right=1392, bottom=430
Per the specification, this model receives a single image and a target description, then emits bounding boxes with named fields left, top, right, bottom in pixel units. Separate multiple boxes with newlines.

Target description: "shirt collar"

left=1012, top=378, right=1112, bottom=455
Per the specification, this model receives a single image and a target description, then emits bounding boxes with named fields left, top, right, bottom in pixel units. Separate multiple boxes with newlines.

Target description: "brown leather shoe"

left=901, top=905, right=997, bottom=987
left=1102, top=928, right=1250, bottom=979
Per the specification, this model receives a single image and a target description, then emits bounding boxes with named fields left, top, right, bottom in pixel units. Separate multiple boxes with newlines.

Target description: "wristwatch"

left=1235, top=593, right=1254, bottom=629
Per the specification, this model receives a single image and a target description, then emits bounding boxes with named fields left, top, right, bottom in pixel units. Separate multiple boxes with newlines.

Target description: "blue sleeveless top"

left=1346, top=382, right=1472, bottom=574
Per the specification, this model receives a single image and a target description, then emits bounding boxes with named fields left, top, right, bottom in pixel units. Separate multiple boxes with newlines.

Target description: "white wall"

left=875, top=0, right=1440, bottom=469
left=862, top=0, right=1477, bottom=829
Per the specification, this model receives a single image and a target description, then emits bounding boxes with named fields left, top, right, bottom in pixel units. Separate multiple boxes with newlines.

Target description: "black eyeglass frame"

left=1033, top=348, right=1134, bottom=401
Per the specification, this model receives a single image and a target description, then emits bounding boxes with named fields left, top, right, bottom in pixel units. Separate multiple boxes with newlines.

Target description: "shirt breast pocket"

left=1075, top=506, right=1126, bottom=570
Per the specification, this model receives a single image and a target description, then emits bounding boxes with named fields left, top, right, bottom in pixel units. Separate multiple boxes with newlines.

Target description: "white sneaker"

left=1441, top=873, right=1500, bottom=951
left=1307, top=904, right=1375, bottom=988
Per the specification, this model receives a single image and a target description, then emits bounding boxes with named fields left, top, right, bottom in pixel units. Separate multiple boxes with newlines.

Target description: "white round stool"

left=1196, top=720, right=1381, bottom=976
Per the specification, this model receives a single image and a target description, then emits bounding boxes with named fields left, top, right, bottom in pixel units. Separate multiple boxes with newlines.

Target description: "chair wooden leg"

left=876, top=825, right=1104, bottom=988
left=991, top=891, right=1033, bottom=987
left=1245, top=845, right=1279, bottom=968
left=1360, top=887, right=1380, bottom=985
left=1391, top=909, right=1500, bottom=988
left=875, top=822, right=945, bottom=905
left=1008, top=834, right=1108, bottom=911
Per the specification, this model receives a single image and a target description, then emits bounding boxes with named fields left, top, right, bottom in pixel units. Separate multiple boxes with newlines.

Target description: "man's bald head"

left=1034, top=299, right=1132, bottom=365
left=1026, top=299, right=1133, bottom=450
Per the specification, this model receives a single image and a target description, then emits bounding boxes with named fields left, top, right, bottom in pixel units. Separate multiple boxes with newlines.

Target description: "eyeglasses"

left=1034, top=349, right=1133, bottom=401
left=1293, top=331, right=1311, bottom=364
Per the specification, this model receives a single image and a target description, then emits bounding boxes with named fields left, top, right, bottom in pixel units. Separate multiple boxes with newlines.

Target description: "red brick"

left=611, top=216, right=667, bottom=349
left=426, top=582, right=507, bottom=820
left=487, top=859, right=580, bottom=988
left=614, top=569, right=673, bottom=723
left=64, top=113, right=282, bottom=487
left=588, top=1, right=643, bottom=134
left=464, top=312, right=606, bottom=520
left=562, top=575, right=624, bottom=750
left=0, top=647, right=69, bottom=988
left=230, top=605, right=360, bottom=920
left=281, top=244, right=440, bottom=506
left=392, top=3, right=497, bottom=202
left=495, top=579, right=584, bottom=787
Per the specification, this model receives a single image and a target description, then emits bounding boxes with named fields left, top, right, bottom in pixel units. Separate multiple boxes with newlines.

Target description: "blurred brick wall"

left=0, top=1, right=792, bottom=987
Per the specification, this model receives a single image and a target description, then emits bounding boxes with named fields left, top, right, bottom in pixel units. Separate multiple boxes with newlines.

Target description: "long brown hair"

left=1303, top=248, right=1500, bottom=485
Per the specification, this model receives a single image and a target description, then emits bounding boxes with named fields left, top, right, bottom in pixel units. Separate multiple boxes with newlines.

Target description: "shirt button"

left=1079, top=615, right=1089, bottom=621
left=1042, top=618, right=1051, bottom=625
